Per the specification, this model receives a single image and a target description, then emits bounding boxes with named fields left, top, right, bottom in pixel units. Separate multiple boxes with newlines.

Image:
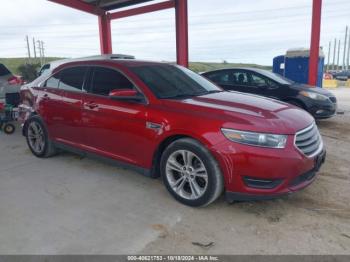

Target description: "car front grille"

left=295, top=123, right=323, bottom=157
left=329, top=96, right=337, bottom=103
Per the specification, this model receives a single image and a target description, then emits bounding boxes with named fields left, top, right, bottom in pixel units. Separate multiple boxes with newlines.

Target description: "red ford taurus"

left=19, top=58, right=326, bottom=206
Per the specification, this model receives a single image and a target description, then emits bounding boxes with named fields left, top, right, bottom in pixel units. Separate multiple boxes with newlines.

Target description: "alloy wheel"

left=27, top=122, right=45, bottom=154
left=165, top=150, right=208, bottom=200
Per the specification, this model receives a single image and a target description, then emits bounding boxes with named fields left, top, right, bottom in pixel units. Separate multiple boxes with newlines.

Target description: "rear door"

left=81, top=66, right=150, bottom=167
left=38, top=71, right=64, bottom=139
left=53, top=66, right=89, bottom=146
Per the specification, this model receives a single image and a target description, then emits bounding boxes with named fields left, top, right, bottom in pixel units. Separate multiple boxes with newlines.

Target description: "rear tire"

left=160, top=138, right=224, bottom=207
left=25, top=116, right=57, bottom=158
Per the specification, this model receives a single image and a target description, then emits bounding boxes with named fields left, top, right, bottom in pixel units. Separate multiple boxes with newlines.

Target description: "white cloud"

left=0, top=0, right=349, bottom=65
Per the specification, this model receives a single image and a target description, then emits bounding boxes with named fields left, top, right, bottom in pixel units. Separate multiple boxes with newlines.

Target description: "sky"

left=0, top=0, right=349, bottom=65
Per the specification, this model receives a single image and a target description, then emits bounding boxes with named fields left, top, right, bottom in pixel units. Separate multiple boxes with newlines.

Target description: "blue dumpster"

left=273, top=48, right=325, bottom=87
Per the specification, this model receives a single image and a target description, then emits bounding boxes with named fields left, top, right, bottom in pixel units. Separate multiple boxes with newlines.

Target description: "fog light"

left=316, top=110, right=325, bottom=114
left=243, top=177, right=283, bottom=189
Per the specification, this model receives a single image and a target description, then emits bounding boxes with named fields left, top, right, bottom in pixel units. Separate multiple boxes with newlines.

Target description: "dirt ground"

left=0, top=88, right=349, bottom=255
left=142, top=87, right=350, bottom=255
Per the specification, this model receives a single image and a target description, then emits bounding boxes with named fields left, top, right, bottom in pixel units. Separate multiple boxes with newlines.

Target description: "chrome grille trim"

left=294, top=122, right=323, bottom=158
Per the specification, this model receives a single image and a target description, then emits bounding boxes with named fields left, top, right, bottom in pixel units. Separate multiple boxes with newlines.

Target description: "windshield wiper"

left=197, top=90, right=223, bottom=96
left=162, top=94, right=198, bottom=100
left=162, top=90, right=223, bottom=100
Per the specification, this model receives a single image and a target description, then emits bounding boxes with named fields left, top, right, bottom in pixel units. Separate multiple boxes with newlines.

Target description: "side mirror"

left=109, top=89, right=144, bottom=102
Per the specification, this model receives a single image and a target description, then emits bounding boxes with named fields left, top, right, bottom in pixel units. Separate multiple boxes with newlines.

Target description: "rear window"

left=45, top=73, right=60, bottom=89
left=59, top=67, right=88, bottom=92
left=39, top=64, right=50, bottom=76
left=0, top=64, right=11, bottom=76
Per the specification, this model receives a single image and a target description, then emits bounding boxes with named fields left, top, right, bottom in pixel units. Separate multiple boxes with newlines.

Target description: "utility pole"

left=332, top=38, right=337, bottom=70
left=326, top=41, right=331, bottom=71
left=32, top=37, right=37, bottom=59
left=41, top=41, right=45, bottom=64
left=343, top=26, right=348, bottom=71
left=25, top=35, right=31, bottom=62
left=37, top=40, right=43, bottom=66
left=347, top=32, right=350, bottom=70
left=336, top=39, right=341, bottom=71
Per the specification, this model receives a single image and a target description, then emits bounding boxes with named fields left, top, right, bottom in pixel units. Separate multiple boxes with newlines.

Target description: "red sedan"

left=19, top=58, right=326, bottom=206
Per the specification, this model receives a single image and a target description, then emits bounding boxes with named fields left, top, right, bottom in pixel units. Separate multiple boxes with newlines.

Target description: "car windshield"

left=255, top=69, right=294, bottom=85
left=130, top=64, right=222, bottom=99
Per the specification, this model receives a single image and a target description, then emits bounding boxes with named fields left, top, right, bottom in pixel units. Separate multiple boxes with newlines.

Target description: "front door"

left=81, top=66, right=152, bottom=168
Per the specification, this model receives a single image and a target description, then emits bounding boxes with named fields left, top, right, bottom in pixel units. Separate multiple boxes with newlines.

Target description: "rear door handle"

left=84, top=102, right=99, bottom=109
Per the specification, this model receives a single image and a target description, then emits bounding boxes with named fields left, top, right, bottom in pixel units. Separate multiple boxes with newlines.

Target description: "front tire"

left=25, top=116, right=57, bottom=158
left=160, top=138, right=224, bottom=207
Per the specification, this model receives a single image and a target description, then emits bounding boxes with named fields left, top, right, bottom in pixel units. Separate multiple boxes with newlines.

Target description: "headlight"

left=221, top=128, right=287, bottom=148
left=300, top=91, right=328, bottom=101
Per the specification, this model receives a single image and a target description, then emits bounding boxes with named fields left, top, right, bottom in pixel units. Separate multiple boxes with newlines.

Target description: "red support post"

left=308, top=0, right=322, bottom=86
left=175, top=0, right=189, bottom=67
left=98, top=14, right=113, bottom=54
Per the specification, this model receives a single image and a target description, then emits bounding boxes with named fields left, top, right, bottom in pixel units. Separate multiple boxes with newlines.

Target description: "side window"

left=251, top=73, right=278, bottom=88
left=232, top=72, right=249, bottom=86
left=206, top=72, right=231, bottom=85
left=39, top=64, right=50, bottom=76
left=90, top=67, right=134, bottom=96
left=44, top=73, right=60, bottom=89
left=251, top=73, right=268, bottom=86
left=59, top=67, right=88, bottom=92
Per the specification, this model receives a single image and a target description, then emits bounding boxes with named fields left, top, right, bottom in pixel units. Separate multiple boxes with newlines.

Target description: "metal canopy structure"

left=82, top=0, right=154, bottom=11
left=48, top=0, right=322, bottom=85
left=49, top=0, right=188, bottom=67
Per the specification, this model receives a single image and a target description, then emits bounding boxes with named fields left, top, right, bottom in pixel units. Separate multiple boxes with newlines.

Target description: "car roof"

left=54, top=59, right=174, bottom=72
left=44, top=54, right=136, bottom=68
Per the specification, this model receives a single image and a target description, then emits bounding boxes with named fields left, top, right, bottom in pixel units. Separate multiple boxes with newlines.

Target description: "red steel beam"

left=175, top=0, right=189, bottom=67
left=48, top=0, right=105, bottom=16
left=99, top=14, right=113, bottom=54
left=108, top=0, right=175, bottom=20
left=308, top=0, right=322, bottom=86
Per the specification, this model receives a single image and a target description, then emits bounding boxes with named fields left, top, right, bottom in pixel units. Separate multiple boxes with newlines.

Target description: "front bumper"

left=307, top=100, right=337, bottom=119
left=211, top=136, right=326, bottom=202
left=225, top=149, right=326, bottom=202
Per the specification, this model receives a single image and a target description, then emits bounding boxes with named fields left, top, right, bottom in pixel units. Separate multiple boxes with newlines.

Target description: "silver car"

left=0, top=63, right=22, bottom=100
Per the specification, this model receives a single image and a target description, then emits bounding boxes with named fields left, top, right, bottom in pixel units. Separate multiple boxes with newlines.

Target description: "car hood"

left=162, top=91, right=314, bottom=135
left=289, top=83, right=335, bottom=97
